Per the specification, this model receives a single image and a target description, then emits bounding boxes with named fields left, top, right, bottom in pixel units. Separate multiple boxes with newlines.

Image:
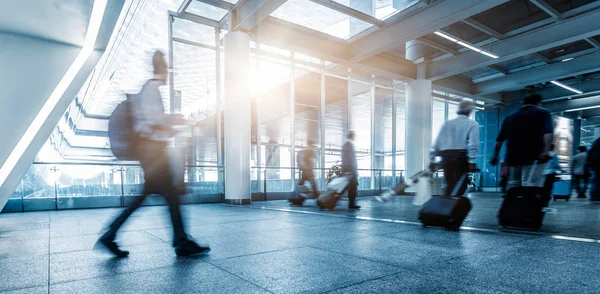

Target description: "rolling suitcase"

left=498, top=160, right=548, bottom=231
left=289, top=184, right=314, bottom=206
left=418, top=173, right=472, bottom=230
left=316, top=175, right=351, bottom=210
left=552, top=179, right=571, bottom=201
left=498, top=187, right=545, bottom=231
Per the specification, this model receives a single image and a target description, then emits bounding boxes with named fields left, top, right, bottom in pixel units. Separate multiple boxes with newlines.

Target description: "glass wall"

left=350, top=80, right=373, bottom=188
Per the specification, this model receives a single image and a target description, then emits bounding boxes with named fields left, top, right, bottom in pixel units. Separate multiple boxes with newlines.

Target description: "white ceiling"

left=0, top=0, right=92, bottom=46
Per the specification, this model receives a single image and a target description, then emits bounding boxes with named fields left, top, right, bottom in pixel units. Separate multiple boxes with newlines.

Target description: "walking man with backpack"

left=98, top=51, right=209, bottom=257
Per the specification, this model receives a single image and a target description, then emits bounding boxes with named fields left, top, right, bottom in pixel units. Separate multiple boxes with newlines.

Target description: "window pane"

left=448, top=102, right=459, bottom=120
left=395, top=85, right=406, bottom=171
left=258, top=58, right=293, bottom=191
left=187, top=1, right=228, bottom=20
left=324, top=76, right=348, bottom=167
left=350, top=80, right=371, bottom=187
left=432, top=100, right=446, bottom=141
left=271, top=0, right=373, bottom=39
left=172, top=18, right=216, bottom=46
left=332, top=0, right=420, bottom=20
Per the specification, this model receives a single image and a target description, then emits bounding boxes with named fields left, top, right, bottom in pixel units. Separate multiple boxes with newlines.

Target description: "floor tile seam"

left=204, top=261, right=275, bottom=294
left=303, top=245, right=413, bottom=271
left=139, top=229, right=171, bottom=245
left=248, top=205, right=600, bottom=245
left=0, top=285, right=48, bottom=294
left=318, top=270, right=416, bottom=294
left=48, top=241, right=174, bottom=258
left=206, top=245, right=310, bottom=262
left=430, top=235, right=547, bottom=265
left=47, top=261, right=205, bottom=287
left=47, top=216, right=51, bottom=294
left=48, top=238, right=168, bottom=255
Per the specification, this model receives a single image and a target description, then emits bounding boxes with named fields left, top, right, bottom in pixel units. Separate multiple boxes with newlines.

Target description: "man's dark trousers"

left=298, top=169, right=319, bottom=198
left=106, top=140, right=187, bottom=246
left=440, top=150, right=469, bottom=197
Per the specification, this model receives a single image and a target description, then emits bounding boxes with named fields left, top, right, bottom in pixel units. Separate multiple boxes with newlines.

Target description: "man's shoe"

left=95, top=234, right=129, bottom=258
left=348, top=205, right=361, bottom=209
left=176, top=240, right=211, bottom=257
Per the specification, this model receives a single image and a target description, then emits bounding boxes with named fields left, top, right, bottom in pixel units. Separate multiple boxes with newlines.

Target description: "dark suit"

left=342, top=141, right=358, bottom=206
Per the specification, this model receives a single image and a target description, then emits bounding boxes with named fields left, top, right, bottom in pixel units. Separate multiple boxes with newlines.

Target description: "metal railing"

left=6, top=161, right=224, bottom=212
left=6, top=160, right=411, bottom=211
left=251, top=166, right=404, bottom=200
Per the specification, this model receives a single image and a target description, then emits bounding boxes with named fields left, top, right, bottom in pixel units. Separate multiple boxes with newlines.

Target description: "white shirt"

left=431, top=115, right=480, bottom=163
left=571, top=152, right=588, bottom=175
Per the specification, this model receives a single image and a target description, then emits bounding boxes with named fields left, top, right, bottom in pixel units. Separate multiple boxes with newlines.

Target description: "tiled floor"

left=0, top=194, right=599, bottom=293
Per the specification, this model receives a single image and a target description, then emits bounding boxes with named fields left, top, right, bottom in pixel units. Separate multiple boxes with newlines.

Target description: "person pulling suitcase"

left=430, top=101, right=479, bottom=197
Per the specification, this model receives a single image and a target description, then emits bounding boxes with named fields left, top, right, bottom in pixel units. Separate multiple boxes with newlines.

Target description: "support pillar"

left=572, top=118, right=581, bottom=151
left=224, top=32, right=251, bottom=204
left=405, top=79, right=432, bottom=177
left=405, top=41, right=433, bottom=178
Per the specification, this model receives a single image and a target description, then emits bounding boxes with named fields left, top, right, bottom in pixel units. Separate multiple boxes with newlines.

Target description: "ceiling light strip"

left=550, top=80, right=583, bottom=94
left=0, top=0, right=108, bottom=187
left=434, top=30, right=498, bottom=59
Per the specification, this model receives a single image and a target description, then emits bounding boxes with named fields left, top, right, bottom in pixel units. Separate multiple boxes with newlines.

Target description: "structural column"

left=223, top=32, right=251, bottom=204
left=405, top=78, right=432, bottom=177
left=405, top=41, right=433, bottom=178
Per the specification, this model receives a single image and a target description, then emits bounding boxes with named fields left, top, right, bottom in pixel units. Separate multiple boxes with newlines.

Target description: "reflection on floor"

left=0, top=193, right=598, bottom=293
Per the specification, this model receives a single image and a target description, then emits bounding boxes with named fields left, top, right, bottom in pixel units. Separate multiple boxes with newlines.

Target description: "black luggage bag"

left=289, top=185, right=310, bottom=206
left=316, top=175, right=351, bottom=210
left=498, top=186, right=546, bottom=231
left=419, top=174, right=472, bottom=230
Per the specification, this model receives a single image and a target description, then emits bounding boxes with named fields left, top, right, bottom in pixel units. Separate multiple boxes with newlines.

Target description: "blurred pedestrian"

left=97, top=51, right=210, bottom=257
left=491, top=94, right=553, bottom=188
left=572, top=146, right=589, bottom=198
left=298, top=140, right=319, bottom=198
left=430, top=101, right=479, bottom=196
left=342, top=131, right=360, bottom=209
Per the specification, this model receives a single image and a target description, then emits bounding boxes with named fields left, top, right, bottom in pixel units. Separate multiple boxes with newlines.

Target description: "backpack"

left=108, top=94, right=139, bottom=160
left=296, top=150, right=306, bottom=170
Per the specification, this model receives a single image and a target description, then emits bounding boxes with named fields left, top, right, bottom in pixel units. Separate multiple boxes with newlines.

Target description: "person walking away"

left=342, top=131, right=360, bottom=209
left=429, top=101, right=479, bottom=197
left=586, top=137, right=600, bottom=201
left=298, top=140, right=319, bottom=198
left=572, top=146, right=589, bottom=198
left=97, top=51, right=210, bottom=257
left=490, top=94, right=554, bottom=188
left=542, top=144, right=562, bottom=204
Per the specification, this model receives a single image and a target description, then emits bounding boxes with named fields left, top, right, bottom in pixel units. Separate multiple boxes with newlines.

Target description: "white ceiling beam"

left=253, top=17, right=416, bottom=80
left=308, top=0, right=384, bottom=27
left=585, top=37, right=600, bottom=49
left=417, top=37, right=459, bottom=55
left=177, top=0, right=193, bottom=15
left=197, top=0, right=234, bottom=11
left=433, top=76, right=503, bottom=104
left=427, top=9, right=600, bottom=80
left=232, top=0, right=287, bottom=32
left=461, top=18, right=505, bottom=39
left=488, top=65, right=508, bottom=75
left=177, top=12, right=220, bottom=27
left=473, top=53, right=600, bottom=95
left=347, top=0, right=508, bottom=62
left=529, top=0, right=561, bottom=19
left=545, top=95, right=600, bottom=113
